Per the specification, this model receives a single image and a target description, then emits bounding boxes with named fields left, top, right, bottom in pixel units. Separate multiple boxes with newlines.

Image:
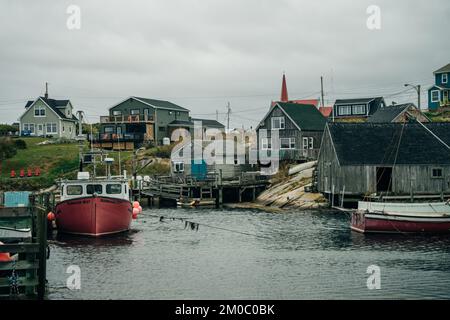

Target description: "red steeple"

left=280, top=73, right=288, bottom=102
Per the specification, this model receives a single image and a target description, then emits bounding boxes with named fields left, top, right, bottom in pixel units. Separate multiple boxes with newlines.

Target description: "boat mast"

left=415, top=118, right=450, bottom=151
left=90, top=123, right=96, bottom=178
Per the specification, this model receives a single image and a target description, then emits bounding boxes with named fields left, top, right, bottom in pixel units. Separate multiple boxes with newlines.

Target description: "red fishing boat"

left=55, top=150, right=136, bottom=236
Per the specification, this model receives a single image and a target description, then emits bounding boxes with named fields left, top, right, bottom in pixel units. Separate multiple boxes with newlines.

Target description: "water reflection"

left=46, top=207, right=450, bottom=299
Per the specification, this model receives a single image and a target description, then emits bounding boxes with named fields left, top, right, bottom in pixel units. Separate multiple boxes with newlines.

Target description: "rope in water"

left=145, top=214, right=273, bottom=240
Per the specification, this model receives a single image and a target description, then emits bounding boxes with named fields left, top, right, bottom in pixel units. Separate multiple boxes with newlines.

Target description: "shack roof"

left=327, top=122, right=450, bottom=165
left=367, top=103, right=416, bottom=123
left=277, top=102, right=327, bottom=131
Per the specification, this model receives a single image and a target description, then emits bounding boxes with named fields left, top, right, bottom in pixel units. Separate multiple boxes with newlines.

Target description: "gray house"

left=170, top=139, right=257, bottom=181
left=317, top=122, right=450, bottom=203
left=19, top=96, right=78, bottom=139
left=256, top=102, right=327, bottom=161
left=95, top=96, right=224, bottom=150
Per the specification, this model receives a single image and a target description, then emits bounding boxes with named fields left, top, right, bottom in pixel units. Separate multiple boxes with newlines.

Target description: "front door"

left=37, top=124, right=44, bottom=136
left=376, top=167, right=393, bottom=193
left=444, top=91, right=449, bottom=104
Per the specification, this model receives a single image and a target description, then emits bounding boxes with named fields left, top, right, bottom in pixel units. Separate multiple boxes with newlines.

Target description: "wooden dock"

left=134, top=172, right=269, bottom=207
left=0, top=193, right=50, bottom=300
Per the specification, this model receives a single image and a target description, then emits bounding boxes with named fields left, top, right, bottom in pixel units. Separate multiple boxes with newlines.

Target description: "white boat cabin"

left=60, top=179, right=130, bottom=202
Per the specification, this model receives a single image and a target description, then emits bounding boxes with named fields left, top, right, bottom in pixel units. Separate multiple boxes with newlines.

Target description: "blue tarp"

left=3, top=192, right=31, bottom=207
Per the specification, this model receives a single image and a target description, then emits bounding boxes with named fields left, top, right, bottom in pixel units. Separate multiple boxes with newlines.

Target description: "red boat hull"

left=351, top=211, right=450, bottom=234
left=55, top=196, right=133, bottom=236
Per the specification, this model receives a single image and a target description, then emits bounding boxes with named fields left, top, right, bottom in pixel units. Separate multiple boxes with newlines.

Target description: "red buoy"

left=35, top=167, right=41, bottom=176
left=27, top=168, right=32, bottom=177
left=19, top=169, right=25, bottom=178
left=0, top=241, right=12, bottom=262
left=133, top=201, right=140, bottom=209
left=47, top=212, right=55, bottom=221
left=10, top=170, right=16, bottom=178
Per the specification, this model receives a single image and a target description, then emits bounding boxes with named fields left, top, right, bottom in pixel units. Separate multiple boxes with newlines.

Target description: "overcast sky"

left=0, top=0, right=449, bottom=127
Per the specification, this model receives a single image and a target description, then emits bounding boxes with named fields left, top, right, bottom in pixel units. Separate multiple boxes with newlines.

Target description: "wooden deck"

left=135, top=173, right=269, bottom=207
left=0, top=194, right=50, bottom=300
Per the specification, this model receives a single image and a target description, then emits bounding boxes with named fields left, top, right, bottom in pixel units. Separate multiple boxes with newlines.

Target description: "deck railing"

left=100, top=114, right=154, bottom=123
left=88, top=133, right=145, bottom=143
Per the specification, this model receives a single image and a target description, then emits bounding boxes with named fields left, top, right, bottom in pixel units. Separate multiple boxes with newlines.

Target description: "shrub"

left=146, top=144, right=175, bottom=159
left=0, top=124, right=17, bottom=135
left=14, top=139, right=27, bottom=149
left=0, top=137, right=17, bottom=161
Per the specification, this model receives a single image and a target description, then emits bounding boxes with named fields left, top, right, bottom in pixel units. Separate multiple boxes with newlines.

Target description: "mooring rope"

left=145, top=214, right=273, bottom=239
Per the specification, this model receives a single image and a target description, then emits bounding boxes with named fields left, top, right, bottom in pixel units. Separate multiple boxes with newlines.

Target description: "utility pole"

left=320, top=76, right=325, bottom=108
left=216, top=110, right=219, bottom=121
left=418, top=85, right=421, bottom=109
left=404, top=83, right=421, bottom=109
left=76, top=110, right=84, bottom=136
left=226, top=102, right=231, bottom=131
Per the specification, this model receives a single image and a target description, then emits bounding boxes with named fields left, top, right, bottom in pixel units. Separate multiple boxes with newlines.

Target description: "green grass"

left=0, top=137, right=82, bottom=190
left=0, top=138, right=175, bottom=190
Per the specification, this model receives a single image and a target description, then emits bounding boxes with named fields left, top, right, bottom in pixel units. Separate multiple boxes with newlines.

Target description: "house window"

left=280, top=138, right=295, bottom=149
left=34, top=106, right=45, bottom=117
left=23, top=123, right=35, bottom=133
left=303, top=137, right=314, bottom=150
left=431, top=90, right=440, bottom=102
left=38, top=124, right=43, bottom=132
left=69, top=126, right=72, bottom=133
left=352, top=105, right=366, bottom=115
left=261, top=138, right=272, bottom=150
left=443, top=74, right=448, bottom=84
left=130, top=109, right=140, bottom=115
left=158, top=126, right=166, bottom=132
left=173, top=162, right=184, bottom=173
left=432, top=168, right=443, bottom=179
left=104, top=126, right=114, bottom=133
left=338, top=106, right=352, bottom=115
left=169, top=111, right=173, bottom=115
left=113, top=110, right=122, bottom=116
left=46, top=123, right=57, bottom=133
left=62, top=125, right=65, bottom=132
left=271, top=117, right=285, bottom=130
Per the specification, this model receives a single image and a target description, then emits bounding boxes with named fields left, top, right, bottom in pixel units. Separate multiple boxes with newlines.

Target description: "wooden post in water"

left=37, top=200, right=47, bottom=300
left=331, top=184, right=335, bottom=207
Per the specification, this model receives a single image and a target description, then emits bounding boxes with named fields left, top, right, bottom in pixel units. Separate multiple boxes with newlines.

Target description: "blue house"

left=428, top=63, right=450, bottom=111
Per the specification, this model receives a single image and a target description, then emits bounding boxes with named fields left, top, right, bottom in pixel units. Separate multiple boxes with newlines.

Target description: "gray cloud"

left=0, top=0, right=449, bottom=126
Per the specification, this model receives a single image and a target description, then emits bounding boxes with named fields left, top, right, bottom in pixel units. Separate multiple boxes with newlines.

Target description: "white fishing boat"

left=0, top=226, right=32, bottom=240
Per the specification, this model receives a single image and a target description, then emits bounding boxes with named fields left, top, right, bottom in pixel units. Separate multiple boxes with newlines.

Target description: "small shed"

left=317, top=122, right=450, bottom=200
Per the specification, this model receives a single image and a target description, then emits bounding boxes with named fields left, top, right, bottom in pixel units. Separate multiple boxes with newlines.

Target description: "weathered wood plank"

left=0, top=277, right=39, bottom=288
left=0, top=260, right=39, bottom=271
left=0, top=244, right=39, bottom=254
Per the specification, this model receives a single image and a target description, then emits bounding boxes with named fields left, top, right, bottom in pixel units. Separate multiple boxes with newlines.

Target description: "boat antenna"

left=90, top=123, right=97, bottom=178
left=117, top=131, right=122, bottom=175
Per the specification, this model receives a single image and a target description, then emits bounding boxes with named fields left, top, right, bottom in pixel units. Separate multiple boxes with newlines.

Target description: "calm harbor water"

left=47, top=208, right=450, bottom=299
